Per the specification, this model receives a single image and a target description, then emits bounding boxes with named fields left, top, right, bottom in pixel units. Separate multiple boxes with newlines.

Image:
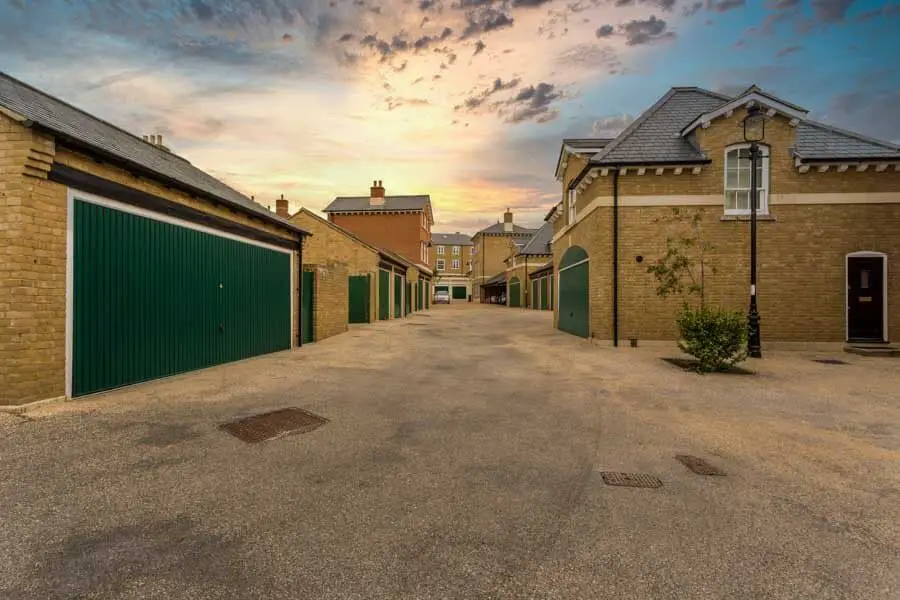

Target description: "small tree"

left=647, top=208, right=747, bottom=372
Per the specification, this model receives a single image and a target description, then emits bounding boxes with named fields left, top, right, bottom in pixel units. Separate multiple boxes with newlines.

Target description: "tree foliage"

left=646, top=208, right=716, bottom=308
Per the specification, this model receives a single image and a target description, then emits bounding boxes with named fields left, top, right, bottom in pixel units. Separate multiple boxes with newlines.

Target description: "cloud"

left=767, top=0, right=800, bottom=7
left=590, top=114, right=634, bottom=137
left=473, top=39, right=486, bottom=55
left=460, top=7, right=515, bottom=39
left=810, top=0, right=856, bottom=22
left=706, top=0, right=746, bottom=12
left=682, top=2, right=703, bottom=16
left=826, top=90, right=900, bottom=142
left=338, top=32, right=354, bottom=42
left=596, top=24, right=615, bottom=37
left=455, top=77, right=521, bottom=111
left=386, top=96, right=430, bottom=110
left=504, top=82, right=561, bottom=124
left=413, top=27, right=453, bottom=51
left=620, top=16, right=676, bottom=45
left=281, top=33, right=294, bottom=42
left=555, top=43, right=620, bottom=72
left=775, top=44, right=802, bottom=57
left=511, top=0, right=554, bottom=6
left=611, top=0, right=677, bottom=10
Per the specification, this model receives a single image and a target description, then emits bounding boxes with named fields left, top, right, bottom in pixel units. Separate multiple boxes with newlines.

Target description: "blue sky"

left=1, top=0, right=898, bottom=232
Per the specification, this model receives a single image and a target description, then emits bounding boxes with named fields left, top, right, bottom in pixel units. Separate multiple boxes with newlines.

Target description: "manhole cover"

left=220, top=407, right=329, bottom=443
left=813, top=358, right=849, bottom=365
left=675, top=454, right=726, bottom=476
left=599, top=472, right=663, bottom=488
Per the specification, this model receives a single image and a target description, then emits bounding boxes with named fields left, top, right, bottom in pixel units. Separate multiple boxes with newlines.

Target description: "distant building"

left=471, top=209, right=536, bottom=303
left=430, top=232, right=474, bottom=301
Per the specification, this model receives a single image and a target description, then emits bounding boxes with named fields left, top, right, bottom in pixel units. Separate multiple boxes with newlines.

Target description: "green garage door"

left=531, top=280, right=539, bottom=309
left=406, top=282, right=412, bottom=315
left=378, top=270, right=390, bottom=320
left=508, top=277, right=521, bottom=308
left=540, top=277, right=549, bottom=311
left=349, top=274, right=370, bottom=323
left=452, top=286, right=467, bottom=300
left=558, top=246, right=589, bottom=338
left=550, top=275, right=554, bottom=311
left=302, top=271, right=314, bottom=344
left=425, top=284, right=430, bottom=309
left=394, top=274, right=402, bottom=318
left=73, top=199, right=292, bottom=397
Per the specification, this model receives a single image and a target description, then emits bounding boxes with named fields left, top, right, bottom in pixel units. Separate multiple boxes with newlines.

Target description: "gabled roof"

left=477, top=222, right=536, bottom=236
left=518, top=221, right=553, bottom=256
left=680, top=85, right=808, bottom=137
left=483, top=271, right=507, bottom=286
left=794, top=120, right=900, bottom=161
left=0, top=71, right=307, bottom=235
left=589, top=87, right=730, bottom=166
left=555, top=137, right=614, bottom=179
left=431, top=232, right=473, bottom=246
left=324, top=195, right=430, bottom=212
left=291, top=208, right=411, bottom=269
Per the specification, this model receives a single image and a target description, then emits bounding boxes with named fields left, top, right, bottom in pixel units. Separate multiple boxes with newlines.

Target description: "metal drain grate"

left=220, top=407, right=329, bottom=443
left=675, top=454, right=726, bottom=476
left=813, top=358, right=849, bottom=365
left=600, top=472, right=663, bottom=488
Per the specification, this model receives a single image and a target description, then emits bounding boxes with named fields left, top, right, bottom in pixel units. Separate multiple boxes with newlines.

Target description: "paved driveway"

left=1, top=304, right=898, bottom=599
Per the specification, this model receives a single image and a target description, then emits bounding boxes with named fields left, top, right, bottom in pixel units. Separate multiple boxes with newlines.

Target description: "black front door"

left=847, top=256, right=885, bottom=341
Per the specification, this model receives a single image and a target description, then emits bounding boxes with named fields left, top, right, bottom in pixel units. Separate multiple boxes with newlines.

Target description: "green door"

left=452, top=286, right=467, bottom=300
left=531, top=280, right=539, bottom=309
left=72, top=200, right=292, bottom=397
left=378, top=269, right=390, bottom=321
left=417, top=280, right=423, bottom=310
left=349, top=274, right=370, bottom=324
left=394, top=274, right=402, bottom=318
left=550, top=275, right=554, bottom=310
left=558, top=246, right=589, bottom=338
left=301, top=271, right=315, bottom=344
left=406, top=282, right=412, bottom=315
left=540, top=277, right=549, bottom=311
left=508, top=277, right=521, bottom=308
left=425, top=283, right=430, bottom=309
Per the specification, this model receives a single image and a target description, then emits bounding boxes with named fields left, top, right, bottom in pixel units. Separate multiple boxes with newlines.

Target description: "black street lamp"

left=742, top=104, right=766, bottom=358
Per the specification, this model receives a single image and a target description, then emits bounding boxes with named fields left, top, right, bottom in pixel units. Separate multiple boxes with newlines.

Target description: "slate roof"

left=431, top=232, right=473, bottom=246
left=483, top=272, right=507, bottom=286
left=518, top=221, right=553, bottom=256
left=324, top=195, right=430, bottom=212
left=590, top=87, right=730, bottom=166
left=794, top=120, right=900, bottom=160
left=529, top=260, right=554, bottom=278
left=0, top=71, right=306, bottom=234
left=587, top=84, right=900, bottom=166
left=477, top=222, right=536, bottom=235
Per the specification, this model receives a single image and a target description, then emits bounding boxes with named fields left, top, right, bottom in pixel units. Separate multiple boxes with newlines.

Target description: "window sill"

left=720, top=214, right=777, bottom=222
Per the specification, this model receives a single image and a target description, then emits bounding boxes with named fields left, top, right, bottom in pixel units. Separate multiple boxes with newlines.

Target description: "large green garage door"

left=558, top=246, right=589, bottom=338
left=531, top=280, right=539, bottom=309
left=406, top=282, right=412, bottom=315
left=349, top=274, right=370, bottom=323
left=508, top=277, right=521, bottom=307
left=378, top=269, right=390, bottom=320
left=452, top=286, right=467, bottom=300
left=73, top=199, right=292, bottom=397
left=394, top=274, right=403, bottom=318
left=540, top=277, right=549, bottom=311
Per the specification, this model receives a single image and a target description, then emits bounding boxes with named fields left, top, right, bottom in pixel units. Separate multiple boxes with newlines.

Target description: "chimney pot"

left=157, top=134, right=163, bottom=146
left=275, top=195, right=289, bottom=218
left=369, top=180, right=386, bottom=206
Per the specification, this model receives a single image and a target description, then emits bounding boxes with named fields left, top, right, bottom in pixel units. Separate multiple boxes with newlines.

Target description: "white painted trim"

left=65, top=191, right=74, bottom=399
left=724, top=143, right=770, bottom=216
left=68, top=188, right=293, bottom=255
left=845, top=251, right=888, bottom=342
left=772, top=192, right=900, bottom=204
left=558, top=256, right=589, bottom=273
left=682, top=91, right=807, bottom=136
left=290, top=251, right=296, bottom=348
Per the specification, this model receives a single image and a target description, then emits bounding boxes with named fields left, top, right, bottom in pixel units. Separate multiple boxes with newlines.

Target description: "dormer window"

left=724, top=144, right=769, bottom=215
left=567, top=189, right=577, bottom=224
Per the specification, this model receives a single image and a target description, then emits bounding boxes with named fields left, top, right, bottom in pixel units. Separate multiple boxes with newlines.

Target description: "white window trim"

left=436, top=258, right=445, bottom=270
left=567, top=189, right=577, bottom=224
left=436, top=245, right=445, bottom=255
left=452, top=246, right=460, bottom=255
left=452, top=259, right=460, bottom=269
left=845, top=251, right=888, bottom=342
left=724, top=143, right=770, bottom=216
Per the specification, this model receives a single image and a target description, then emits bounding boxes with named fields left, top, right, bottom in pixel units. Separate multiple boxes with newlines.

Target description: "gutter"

left=613, top=168, right=620, bottom=348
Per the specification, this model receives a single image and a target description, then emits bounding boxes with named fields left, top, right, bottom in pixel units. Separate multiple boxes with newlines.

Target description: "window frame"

left=436, top=258, right=445, bottom=270
left=436, top=245, right=445, bottom=255
left=452, top=259, right=460, bottom=269
left=452, top=246, right=460, bottom=255
left=724, top=143, right=770, bottom=216
left=567, top=188, right=577, bottom=224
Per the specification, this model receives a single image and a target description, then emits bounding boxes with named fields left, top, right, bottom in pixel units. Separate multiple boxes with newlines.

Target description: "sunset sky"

left=2, top=0, right=898, bottom=232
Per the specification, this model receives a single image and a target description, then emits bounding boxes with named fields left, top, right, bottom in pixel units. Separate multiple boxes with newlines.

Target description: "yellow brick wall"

left=552, top=107, right=900, bottom=343
left=1, top=114, right=302, bottom=406
left=472, top=235, right=519, bottom=301
left=305, top=262, right=350, bottom=342
left=505, top=257, right=552, bottom=308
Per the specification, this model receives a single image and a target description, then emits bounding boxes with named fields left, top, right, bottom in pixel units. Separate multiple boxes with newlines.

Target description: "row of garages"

left=0, top=73, right=432, bottom=407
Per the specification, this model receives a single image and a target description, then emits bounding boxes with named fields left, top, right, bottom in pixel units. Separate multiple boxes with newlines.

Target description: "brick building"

left=430, top=232, right=473, bottom=301
left=0, top=72, right=310, bottom=407
left=323, top=181, right=433, bottom=267
left=504, top=222, right=553, bottom=309
left=550, top=85, right=900, bottom=347
left=289, top=208, right=428, bottom=331
left=472, top=210, right=535, bottom=303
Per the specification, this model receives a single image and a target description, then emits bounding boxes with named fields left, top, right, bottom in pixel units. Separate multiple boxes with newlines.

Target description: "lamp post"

left=742, top=105, right=766, bottom=358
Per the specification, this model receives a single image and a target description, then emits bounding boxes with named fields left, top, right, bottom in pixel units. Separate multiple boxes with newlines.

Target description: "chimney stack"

left=369, top=179, right=386, bottom=206
left=275, top=194, right=289, bottom=218
left=503, top=208, right=514, bottom=232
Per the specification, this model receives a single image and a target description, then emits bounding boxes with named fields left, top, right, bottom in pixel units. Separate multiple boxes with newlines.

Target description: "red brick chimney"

left=503, top=208, right=514, bottom=232
left=369, top=180, right=385, bottom=206
left=275, top=194, right=289, bottom=218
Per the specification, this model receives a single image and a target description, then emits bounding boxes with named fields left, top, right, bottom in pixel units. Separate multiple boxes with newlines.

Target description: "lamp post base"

left=748, top=304, right=762, bottom=358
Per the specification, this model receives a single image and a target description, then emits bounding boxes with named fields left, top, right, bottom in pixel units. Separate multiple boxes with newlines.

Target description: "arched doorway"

left=558, top=246, right=589, bottom=338
left=508, top=276, right=521, bottom=307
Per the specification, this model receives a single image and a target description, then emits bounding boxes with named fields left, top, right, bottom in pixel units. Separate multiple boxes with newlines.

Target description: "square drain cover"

left=813, top=358, right=848, bottom=365
left=220, top=407, right=329, bottom=443
left=675, top=454, right=726, bottom=476
left=600, top=472, right=663, bottom=488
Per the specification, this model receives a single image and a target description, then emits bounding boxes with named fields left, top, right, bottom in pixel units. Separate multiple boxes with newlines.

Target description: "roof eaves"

left=680, top=91, right=807, bottom=137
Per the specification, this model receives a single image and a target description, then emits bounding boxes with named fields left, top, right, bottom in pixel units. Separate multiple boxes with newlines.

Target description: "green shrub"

left=676, top=305, right=748, bottom=372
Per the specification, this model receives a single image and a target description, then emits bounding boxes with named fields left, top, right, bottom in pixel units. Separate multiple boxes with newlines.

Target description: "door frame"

left=845, top=251, right=888, bottom=342
left=66, top=188, right=294, bottom=398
